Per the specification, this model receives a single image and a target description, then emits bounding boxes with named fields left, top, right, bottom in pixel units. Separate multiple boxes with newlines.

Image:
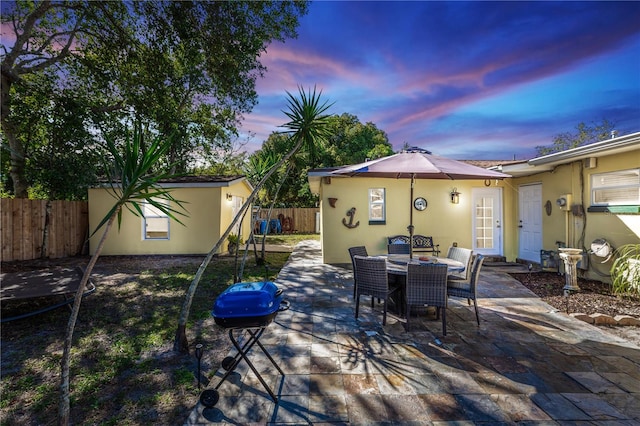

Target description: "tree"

left=247, top=113, right=394, bottom=207
left=535, top=119, right=616, bottom=156
left=173, top=86, right=333, bottom=353
left=1, top=0, right=309, bottom=198
left=321, top=113, right=394, bottom=166
left=58, top=124, right=187, bottom=425
left=1, top=1, right=132, bottom=198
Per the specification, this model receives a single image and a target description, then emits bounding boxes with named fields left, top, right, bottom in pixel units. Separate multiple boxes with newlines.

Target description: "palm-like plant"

left=59, top=124, right=187, bottom=425
left=174, top=86, right=333, bottom=353
left=610, top=244, right=640, bottom=296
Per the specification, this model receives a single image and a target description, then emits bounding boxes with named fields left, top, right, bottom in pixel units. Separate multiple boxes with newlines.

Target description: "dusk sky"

left=241, top=1, right=640, bottom=160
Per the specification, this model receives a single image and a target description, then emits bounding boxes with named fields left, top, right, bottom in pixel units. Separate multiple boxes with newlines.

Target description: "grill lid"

left=212, top=281, right=283, bottom=320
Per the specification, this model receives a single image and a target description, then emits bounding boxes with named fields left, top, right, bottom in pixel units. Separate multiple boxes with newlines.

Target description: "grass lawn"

left=0, top=234, right=318, bottom=425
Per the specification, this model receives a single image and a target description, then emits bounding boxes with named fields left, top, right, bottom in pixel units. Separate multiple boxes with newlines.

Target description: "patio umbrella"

left=331, top=147, right=511, bottom=257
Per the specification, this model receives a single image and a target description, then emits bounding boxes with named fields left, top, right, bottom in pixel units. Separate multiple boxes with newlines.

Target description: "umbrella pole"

left=409, top=175, right=415, bottom=259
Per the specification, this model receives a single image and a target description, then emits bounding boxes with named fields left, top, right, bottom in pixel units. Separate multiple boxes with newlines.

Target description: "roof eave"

left=528, top=131, right=640, bottom=167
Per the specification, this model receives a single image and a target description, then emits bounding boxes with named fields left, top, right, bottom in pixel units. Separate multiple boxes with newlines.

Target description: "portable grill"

left=200, top=281, right=289, bottom=408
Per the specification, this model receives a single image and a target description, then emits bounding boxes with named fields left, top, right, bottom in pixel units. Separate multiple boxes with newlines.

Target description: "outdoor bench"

left=388, top=234, right=440, bottom=256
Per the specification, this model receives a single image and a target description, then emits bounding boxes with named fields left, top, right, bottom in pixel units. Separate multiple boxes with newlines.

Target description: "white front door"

left=231, top=196, right=243, bottom=235
left=518, top=183, right=542, bottom=262
left=472, top=187, right=503, bottom=256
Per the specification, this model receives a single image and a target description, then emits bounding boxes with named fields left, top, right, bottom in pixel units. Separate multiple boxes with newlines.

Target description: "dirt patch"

left=1, top=254, right=286, bottom=425
left=509, top=271, right=640, bottom=346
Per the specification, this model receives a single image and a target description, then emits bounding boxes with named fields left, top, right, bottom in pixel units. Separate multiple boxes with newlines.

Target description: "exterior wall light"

left=450, top=188, right=460, bottom=204
left=226, top=193, right=233, bottom=201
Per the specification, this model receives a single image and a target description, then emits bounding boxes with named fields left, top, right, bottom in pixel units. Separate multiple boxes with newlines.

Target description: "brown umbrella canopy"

left=331, top=148, right=510, bottom=180
left=331, top=147, right=511, bottom=257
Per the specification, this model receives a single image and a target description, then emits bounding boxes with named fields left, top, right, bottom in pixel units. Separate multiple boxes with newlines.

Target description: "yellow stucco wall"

left=510, top=150, right=640, bottom=281
left=319, top=177, right=508, bottom=264
left=316, top=146, right=639, bottom=280
left=88, top=182, right=252, bottom=256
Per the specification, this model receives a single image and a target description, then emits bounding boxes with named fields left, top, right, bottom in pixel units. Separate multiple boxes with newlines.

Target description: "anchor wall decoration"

left=342, top=207, right=360, bottom=229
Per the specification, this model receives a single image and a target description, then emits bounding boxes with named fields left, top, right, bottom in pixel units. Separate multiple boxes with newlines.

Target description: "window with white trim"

left=591, top=168, right=640, bottom=206
left=369, top=188, right=386, bottom=224
left=143, top=199, right=170, bottom=240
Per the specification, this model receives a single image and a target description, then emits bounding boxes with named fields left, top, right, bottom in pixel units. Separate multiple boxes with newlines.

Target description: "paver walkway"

left=186, top=240, right=640, bottom=425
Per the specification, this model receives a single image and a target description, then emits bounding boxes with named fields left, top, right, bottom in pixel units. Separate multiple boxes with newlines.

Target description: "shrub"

left=610, top=244, right=640, bottom=296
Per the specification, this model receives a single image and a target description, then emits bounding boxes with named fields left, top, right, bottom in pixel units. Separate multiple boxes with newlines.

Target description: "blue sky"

left=240, top=1, right=640, bottom=160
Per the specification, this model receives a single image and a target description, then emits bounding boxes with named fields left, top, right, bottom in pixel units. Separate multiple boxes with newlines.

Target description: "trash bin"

left=259, top=219, right=268, bottom=235
left=269, top=219, right=281, bottom=234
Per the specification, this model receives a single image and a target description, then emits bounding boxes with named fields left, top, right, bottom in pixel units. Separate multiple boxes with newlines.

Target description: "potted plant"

left=227, top=233, right=242, bottom=254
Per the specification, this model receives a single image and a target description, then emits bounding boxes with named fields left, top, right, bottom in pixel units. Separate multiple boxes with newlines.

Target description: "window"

left=369, top=188, right=385, bottom=224
left=591, top=168, right=640, bottom=206
left=143, top=199, right=169, bottom=240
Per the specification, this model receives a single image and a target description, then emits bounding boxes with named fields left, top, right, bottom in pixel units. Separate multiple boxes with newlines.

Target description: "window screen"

left=369, top=188, right=386, bottom=222
left=591, top=168, right=640, bottom=205
left=143, top=199, right=170, bottom=240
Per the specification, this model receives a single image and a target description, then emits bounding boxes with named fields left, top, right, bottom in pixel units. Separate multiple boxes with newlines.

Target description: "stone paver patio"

left=187, top=240, right=640, bottom=425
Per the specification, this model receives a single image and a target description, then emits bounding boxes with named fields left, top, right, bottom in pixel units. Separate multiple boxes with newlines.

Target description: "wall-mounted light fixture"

left=450, top=188, right=460, bottom=204
left=226, top=193, right=233, bottom=201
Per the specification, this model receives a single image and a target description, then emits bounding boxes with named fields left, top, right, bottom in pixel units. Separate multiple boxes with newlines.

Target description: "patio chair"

left=353, top=255, right=400, bottom=325
left=445, top=246, right=473, bottom=280
left=388, top=243, right=411, bottom=254
left=348, top=246, right=368, bottom=298
left=406, top=263, right=448, bottom=334
left=447, top=254, right=485, bottom=326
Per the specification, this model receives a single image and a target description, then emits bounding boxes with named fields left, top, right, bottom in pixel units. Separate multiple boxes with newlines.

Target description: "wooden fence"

left=255, top=207, right=320, bottom=234
left=1, top=199, right=89, bottom=262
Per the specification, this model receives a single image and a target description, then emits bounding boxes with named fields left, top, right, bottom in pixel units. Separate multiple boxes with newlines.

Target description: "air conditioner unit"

left=556, top=194, right=572, bottom=211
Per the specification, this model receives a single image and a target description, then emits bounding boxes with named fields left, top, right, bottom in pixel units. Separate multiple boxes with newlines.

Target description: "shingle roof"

left=157, top=175, right=245, bottom=183
left=460, top=159, right=526, bottom=169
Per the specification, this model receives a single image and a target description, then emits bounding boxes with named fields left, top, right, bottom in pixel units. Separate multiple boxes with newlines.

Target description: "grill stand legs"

left=202, top=327, right=284, bottom=407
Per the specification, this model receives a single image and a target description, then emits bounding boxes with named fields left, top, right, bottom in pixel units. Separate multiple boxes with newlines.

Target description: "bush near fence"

left=1, top=199, right=89, bottom=262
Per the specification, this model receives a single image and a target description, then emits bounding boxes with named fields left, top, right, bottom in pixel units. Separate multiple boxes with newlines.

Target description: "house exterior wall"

left=510, top=149, right=640, bottom=282
left=88, top=182, right=252, bottom=256
left=506, top=164, right=575, bottom=263
left=319, top=176, right=508, bottom=264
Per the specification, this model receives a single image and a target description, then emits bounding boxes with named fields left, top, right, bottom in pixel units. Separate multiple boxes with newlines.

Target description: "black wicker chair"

left=406, top=263, right=448, bottom=334
left=445, top=246, right=473, bottom=280
left=353, top=255, right=399, bottom=325
left=388, top=243, right=411, bottom=254
left=447, top=254, right=485, bottom=326
left=348, top=246, right=368, bottom=298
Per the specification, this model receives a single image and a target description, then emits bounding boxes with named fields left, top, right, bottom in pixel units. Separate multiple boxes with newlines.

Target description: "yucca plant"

left=610, top=244, right=640, bottom=296
left=59, top=124, right=187, bottom=425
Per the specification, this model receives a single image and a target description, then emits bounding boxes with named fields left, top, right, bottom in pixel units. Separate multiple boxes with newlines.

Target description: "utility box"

left=540, top=249, right=558, bottom=272
left=556, top=194, right=572, bottom=211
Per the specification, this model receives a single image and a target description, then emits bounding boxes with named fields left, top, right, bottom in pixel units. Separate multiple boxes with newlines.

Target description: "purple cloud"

left=243, top=1, right=640, bottom=159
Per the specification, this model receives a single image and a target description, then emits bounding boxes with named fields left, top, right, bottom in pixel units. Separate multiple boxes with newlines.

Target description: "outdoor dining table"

left=379, top=254, right=465, bottom=319
left=383, top=254, right=465, bottom=276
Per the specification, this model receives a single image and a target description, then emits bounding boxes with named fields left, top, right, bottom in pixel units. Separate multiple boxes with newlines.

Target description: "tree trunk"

left=0, top=75, right=28, bottom=198
left=173, top=138, right=305, bottom=353
left=260, top=164, right=292, bottom=260
left=59, top=212, right=117, bottom=426
left=41, top=200, right=52, bottom=258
